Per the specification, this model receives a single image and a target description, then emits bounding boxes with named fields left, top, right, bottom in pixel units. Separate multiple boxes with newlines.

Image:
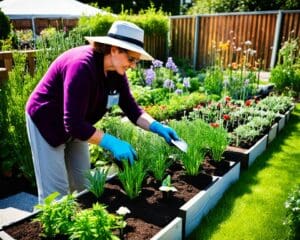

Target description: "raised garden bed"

left=2, top=159, right=239, bottom=240
left=224, top=134, right=268, bottom=170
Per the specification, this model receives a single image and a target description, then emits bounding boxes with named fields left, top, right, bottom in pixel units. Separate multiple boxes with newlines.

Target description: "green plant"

left=206, top=124, right=229, bottom=161
left=230, top=124, right=260, bottom=147
left=159, top=175, right=177, bottom=199
left=70, top=203, right=124, bottom=240
left=118, top=160, right=146, bottom=199
left=0, top=9, right=10, bottom=40
left=270, top=36, right=300, bottom=95
left=34, top=192, right=79, bottom=238
left=85, top=167, right=108, bottom=198
left=170, top=119, right=209, bottom=176
left=283, top=184, right=300, bottom=240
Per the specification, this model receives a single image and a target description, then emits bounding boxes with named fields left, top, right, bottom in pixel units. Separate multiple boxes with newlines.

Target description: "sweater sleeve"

left=63, top=61, right=96, bottom=140
left=118, top=75, right=144, bottom=124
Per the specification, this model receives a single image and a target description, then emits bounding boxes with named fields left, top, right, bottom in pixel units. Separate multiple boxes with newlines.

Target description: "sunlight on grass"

left=189, top=103, right=300, bottom=240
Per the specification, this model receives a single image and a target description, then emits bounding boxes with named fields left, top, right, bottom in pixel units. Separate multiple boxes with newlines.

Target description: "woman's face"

left=111, top=47, right=141, bottom=75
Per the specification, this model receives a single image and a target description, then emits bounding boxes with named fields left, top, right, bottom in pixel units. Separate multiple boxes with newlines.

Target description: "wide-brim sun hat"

left=85, top=20, right=154, bottom=61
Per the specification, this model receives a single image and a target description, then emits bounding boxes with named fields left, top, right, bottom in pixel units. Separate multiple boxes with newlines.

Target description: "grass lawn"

left=189, top=103, right=300, bottom=240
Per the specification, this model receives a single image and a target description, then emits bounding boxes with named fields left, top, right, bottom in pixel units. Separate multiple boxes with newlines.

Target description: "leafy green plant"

left=283, top=184, right=300, bottom=240
left=118, top=160, right=146, bottom=199
left=69, top=203, right=124, bottom=240
left=270, top=36, right=300, bottom=96
left=159, top=175, right=177, bottom=199
left=170, top=119, right=209, bottom=176
left=0, top=9, right=11, bottom=40
left=230, top=124, right=260, bottom=148
left=85, top=167, right=108, bottom=199
left=206, top=124, right=229, bottom=161
left=34, top=192, right=79, bottom=238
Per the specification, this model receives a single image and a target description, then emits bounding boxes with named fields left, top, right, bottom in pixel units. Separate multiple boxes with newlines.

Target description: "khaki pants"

left=25, top=113, right=90, bottom=204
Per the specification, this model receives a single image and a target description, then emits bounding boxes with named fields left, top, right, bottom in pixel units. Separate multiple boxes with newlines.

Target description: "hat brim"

left=85, top=36, right=154, bottom=61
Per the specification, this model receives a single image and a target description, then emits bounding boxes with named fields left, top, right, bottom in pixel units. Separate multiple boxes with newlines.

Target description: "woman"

left=26, top=20, right=180, bottom=203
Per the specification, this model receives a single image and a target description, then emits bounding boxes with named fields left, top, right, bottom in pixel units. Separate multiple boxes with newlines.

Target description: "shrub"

left=0, top=9, right=10, bottom=40
left=284, top=184, right=300, bottom=240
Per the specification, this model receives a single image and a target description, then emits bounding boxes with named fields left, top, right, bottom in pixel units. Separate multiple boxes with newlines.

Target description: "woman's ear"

left=111, top=46, right=121, bottom=56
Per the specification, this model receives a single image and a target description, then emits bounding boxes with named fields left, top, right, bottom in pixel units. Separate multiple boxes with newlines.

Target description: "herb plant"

left=206, top=124, right=229, bottom=161
left=85, top=167, right=108, bottom=199
left=118, top=160, right=146, bottom=199
left=69, top=203, right=124, bottom=240
left=34, top=192, right=79, bottom=238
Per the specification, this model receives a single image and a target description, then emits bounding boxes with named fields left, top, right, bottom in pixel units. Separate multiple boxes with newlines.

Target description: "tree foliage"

left=0, top=9, right=10, bottom=40
left=187, top=0, right=300, bottom=14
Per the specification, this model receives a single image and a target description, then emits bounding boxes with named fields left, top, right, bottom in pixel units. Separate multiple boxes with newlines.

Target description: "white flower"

left=116, top=206, right=131, bottom=216
left=159, top=186, right=177, bottom=192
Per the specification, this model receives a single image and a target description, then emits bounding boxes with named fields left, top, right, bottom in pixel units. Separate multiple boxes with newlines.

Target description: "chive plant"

left=118, top=160, right=146, bottom=199
left=85, top=167, right=108, bottom=199
left=170, top=119, right=209, bottom=176
left=104, top=117, right=172, bottom=182
left=205, top=124, right=229, bottom=161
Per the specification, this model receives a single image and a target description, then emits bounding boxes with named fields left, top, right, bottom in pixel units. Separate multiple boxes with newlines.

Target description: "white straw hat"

left=85, top=20, right=154, bottom=61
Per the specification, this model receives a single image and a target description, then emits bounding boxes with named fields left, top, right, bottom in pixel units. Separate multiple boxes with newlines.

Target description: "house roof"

left=0, top=0, right=108, bottom=19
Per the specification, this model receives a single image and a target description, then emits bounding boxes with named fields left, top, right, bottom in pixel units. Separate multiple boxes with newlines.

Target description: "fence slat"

left=170, top=10, right=300, bottom=71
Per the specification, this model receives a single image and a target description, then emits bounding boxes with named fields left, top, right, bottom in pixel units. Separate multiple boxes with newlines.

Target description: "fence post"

left=0, top=68, right=8, bottom=84
left=270, top=10, right=283, bottom=69
left=192, top=16, right=200, bottom=70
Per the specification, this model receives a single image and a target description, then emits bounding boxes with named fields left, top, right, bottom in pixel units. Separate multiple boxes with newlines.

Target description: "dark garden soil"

left=4, top=159, right=232, bottom=240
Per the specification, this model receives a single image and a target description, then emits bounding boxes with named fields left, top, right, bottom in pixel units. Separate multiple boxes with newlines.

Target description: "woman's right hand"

left=99, top=133, right=137, bottom=165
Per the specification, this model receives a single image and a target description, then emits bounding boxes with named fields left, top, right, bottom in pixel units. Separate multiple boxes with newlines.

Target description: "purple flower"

left=183, top=77, right=190, bottom=88
left=152, top=59, right=163, bottom=68
left=175, top=89, right=183, bottom=95
left=163, top=79, right=175, bottom=90
left=144, top=67, right=156, bottom=86
left=165, top=57, right=178, bottom=72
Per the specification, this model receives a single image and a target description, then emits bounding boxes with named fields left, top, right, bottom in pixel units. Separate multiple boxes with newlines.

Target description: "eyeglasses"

left=127, top=54, right=140, bottom=65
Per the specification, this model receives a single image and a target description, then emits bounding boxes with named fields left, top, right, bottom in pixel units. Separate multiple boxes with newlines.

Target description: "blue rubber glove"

left=99, top=133, right=137, bottom=165
left=149, top=121, right=179, bottom=144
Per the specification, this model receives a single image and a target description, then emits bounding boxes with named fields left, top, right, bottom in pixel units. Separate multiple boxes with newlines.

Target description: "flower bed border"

left=179, top=161, right=240, bottom=238
left=223, top=134, right=268, bottom=170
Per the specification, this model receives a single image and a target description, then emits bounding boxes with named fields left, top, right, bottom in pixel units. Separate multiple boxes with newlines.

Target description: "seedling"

left=159, top=175, right=177, bottom=199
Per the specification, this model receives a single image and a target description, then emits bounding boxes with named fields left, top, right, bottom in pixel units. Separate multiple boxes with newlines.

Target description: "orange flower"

left=210, top=122, right=220, bottom=128
left=245, top=99, right=252, bottom=106
left=225, top=96, right=231, bottom=102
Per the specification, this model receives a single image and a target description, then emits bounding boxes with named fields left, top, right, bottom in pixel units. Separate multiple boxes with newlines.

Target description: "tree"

left=187, top=0, right=300, bottom=14
left=0, top=9, right=10, bottom=40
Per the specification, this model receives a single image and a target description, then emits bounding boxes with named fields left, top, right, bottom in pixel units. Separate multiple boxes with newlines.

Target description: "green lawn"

left=189, top=103, right=300, bottom=240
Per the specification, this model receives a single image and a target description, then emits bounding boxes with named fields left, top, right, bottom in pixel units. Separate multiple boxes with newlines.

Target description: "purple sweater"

left=26, top=45, right=143, bottom=147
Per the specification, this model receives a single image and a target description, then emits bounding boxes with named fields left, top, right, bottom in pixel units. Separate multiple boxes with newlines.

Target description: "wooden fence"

left=1, top=10, right=299, bottom=76
left=170, top=10, right=300, bottom=70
